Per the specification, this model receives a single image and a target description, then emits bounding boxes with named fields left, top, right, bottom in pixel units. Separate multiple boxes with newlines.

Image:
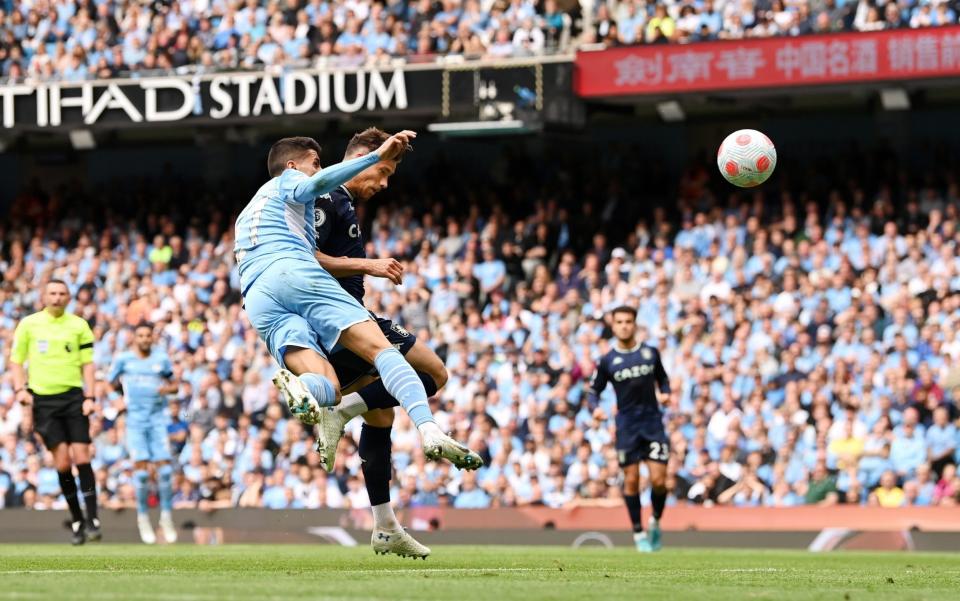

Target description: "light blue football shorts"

left=127, top=418, right=172, bottom=463
left=243, top=256, right=372, bottom=368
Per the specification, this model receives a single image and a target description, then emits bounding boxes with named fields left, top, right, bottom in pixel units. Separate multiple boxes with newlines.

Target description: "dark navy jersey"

left=314, top=185, right=365, bottom=303
left=589, top=342, right=670, bottom=444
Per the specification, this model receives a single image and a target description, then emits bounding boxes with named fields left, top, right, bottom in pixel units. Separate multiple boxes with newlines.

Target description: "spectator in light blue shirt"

left=473, top=245, right=506, bottom=298
left=890, top=420, right=926, bottom=479
left=925, top=407, right=956, bottom=471
left=700, top=0, right=724, bottom=33
left=453, top=472, right=491, bottom=508
left=364, top=20, right=392, bottom=55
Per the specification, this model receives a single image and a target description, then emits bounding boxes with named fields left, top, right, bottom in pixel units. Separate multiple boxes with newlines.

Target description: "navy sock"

left=624, top=492, right=643, bottom=532
left=359, top=424, right=393, bottom=506
left=360, top=371, right=438, bottom=411
left=58, top=470, right=84, bottom=523
left=651, top=487, right=666, bottom=520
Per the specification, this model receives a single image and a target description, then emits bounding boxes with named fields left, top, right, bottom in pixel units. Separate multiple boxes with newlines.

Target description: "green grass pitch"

left=1, top=545, right=957, bottom=601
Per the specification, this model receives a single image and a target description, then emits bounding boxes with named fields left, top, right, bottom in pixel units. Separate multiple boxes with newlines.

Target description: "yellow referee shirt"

left=10, top=311, right=95, bottom=395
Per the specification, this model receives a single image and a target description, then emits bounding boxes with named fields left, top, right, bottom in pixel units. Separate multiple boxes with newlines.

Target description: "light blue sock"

left=134, top=469, right=150, bottom=515
left=157, top=464, right=174, bottom=512
left=374, top=348, right=435, bottom=427
left=299, top=373, right=337, bottom=407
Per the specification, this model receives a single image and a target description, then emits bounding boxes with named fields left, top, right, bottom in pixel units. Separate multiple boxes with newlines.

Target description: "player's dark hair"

left=134, top=321, right=154, bottom=332
left=344, top=127, right=405, bottom=161
left=610, top=305, right=638, bottom=319
left=45, top=279, right=70, bottom=292
left=267, top=137, right=322, bottom=177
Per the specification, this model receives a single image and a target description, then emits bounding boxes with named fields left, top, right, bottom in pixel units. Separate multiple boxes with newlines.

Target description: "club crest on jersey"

left=153, top=364, right=163, bottom=372
left=314, top=208, right=327, bottom=228
left=612, top=357, right=624, bottom=365
left=642, top=348, right=652, bottom=360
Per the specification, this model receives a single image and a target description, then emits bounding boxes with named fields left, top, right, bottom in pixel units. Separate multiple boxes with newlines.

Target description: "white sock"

left=161, top=510, right=173, bottom=522
left=416, top=421, right=443, bottom=439
left=336, top=392, right=369, bottom=421
left=372, top=502, right=401, bottom=531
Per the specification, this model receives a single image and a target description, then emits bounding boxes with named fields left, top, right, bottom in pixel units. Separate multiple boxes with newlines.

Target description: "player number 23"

left=649, top=442, right=668, bottom=461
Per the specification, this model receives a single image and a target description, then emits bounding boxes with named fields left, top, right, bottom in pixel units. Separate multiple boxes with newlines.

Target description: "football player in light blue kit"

left=235, top=132, right=481, bottom=476
left=107, top=323, right=179, bottom=544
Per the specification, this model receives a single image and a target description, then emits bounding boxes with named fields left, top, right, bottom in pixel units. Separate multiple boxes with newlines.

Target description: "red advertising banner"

left=575, top=26, right=960, bottom=97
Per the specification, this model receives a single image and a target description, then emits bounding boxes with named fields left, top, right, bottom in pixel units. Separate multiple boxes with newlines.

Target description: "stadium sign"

left=0, top=58, right=575, bottom=132
left=575, top=26, right=960, bottom=97
left=0, top=69, right=411, bottom=129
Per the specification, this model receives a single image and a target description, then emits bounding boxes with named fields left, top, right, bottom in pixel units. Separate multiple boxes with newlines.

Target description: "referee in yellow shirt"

left=11, top=279, right=101, bottom=545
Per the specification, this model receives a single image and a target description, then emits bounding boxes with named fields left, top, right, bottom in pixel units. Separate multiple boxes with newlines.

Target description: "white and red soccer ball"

left=717, top=129, right=777, bottom=188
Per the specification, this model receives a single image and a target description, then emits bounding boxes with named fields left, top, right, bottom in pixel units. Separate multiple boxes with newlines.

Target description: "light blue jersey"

left=108, top=350, right=174, bottom=462
left=108, top=350, right=174, bottom=423
left=235, top=154, right=381, bottom=366
left=234, top=154, right=380, bottom=295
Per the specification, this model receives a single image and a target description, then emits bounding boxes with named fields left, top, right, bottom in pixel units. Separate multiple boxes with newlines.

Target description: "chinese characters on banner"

left=575, top=27, right=960, bottom=97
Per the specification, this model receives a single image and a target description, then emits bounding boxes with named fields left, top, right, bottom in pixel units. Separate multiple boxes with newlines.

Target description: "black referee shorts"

left=31, top=388, right=91, bottom=449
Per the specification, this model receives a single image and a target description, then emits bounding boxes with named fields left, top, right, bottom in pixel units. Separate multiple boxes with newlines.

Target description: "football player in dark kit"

left=588, top=306, right=671, bottom=553
left=310, top=127, right=479, bottom=559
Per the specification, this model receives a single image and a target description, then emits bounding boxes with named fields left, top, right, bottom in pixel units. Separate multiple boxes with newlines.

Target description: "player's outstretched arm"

left=290, top=131, right=415, bottom=203
left=291, top=153, right=382, bottom=203
left=315, top=251, right=404, bottom=285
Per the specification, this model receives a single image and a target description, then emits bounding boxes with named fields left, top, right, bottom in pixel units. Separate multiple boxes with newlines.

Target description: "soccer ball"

left=717, top=129, right=777, bottom=188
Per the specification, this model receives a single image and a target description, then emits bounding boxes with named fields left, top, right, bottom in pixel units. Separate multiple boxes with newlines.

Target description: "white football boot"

left=159, top=511, right=178, bottom=544
left=421, top=429, right=484, bottom=470
left=137, top=514, right=157, bottom=545
left=313, top=407, right=347, bottom=472
left=273, top=369, right=323, bottom=425
left=372, top=528, right=431, bottom=559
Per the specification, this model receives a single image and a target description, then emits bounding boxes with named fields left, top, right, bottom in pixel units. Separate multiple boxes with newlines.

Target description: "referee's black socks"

left=76, top=463, right=98, bottom=522
left=57, top=470, right=84, bottom=524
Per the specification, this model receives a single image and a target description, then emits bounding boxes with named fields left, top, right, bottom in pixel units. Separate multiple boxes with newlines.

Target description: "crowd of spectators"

left=1, top=141, right=960, bottom=515
left=1, top=0, right=958, bottom=82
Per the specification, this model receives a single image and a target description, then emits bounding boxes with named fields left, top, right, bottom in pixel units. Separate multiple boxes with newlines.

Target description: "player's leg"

left=134, top=461, right=157, bottom=544
left=360, top=408, right=430, bottom=558
left=128, top=422, right=157, bottom=544
left=645, top=454, right=669, bottom=552
left=244, top=274, right=341, bottom=423
left=337, top=331, right=444, bottom=416
left=276, top=346, right=342, bottom=414
left=151, top=418, right=177, bottom=543
left=401, top=340, right=448, bottom=391
left=275, top=263, right=476, bottom=470
left=339, top=321, right=481, bottom=470
left=621, top=447, right=652, bottom=553
left=622, top=461, right=649, bottom=550
left=340, top=338, right=447, bottom=415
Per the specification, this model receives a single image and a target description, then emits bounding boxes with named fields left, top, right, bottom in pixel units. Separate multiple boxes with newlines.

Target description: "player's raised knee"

left=430, top=365, right=448, bottom=391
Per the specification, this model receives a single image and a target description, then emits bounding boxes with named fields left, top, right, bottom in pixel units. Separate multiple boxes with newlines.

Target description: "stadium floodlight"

left=656, top=101, right=685, bottom=122
left=880, top=88, right=910, bottom=111
left=69, top=129, right=96, bottom=150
